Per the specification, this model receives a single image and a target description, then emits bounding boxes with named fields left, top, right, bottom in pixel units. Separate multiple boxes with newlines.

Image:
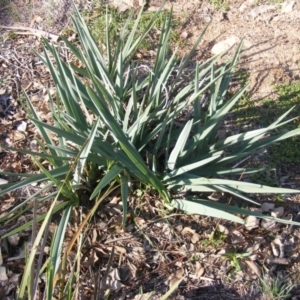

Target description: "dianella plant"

left=0, top=3, right=300, bottom=299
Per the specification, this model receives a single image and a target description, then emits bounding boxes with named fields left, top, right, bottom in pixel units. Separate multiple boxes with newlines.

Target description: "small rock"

left=204, top=15, right=212, bottom=23
left=248, top=5, right=275, bottom=19
left=35, top=16, right=43, bottom=23
left=180, top=31, right=188, bottom=39
left=211, top=36, right=240, bottom=55
left=281, top=1, right=295, bottom=13
left=30, top=140, right=38, bottom=150
left=261, top=202, right=275, bottom=212
left=16, top=121, right=27, bottom=132
left=239, top=3, right=248, bottom=12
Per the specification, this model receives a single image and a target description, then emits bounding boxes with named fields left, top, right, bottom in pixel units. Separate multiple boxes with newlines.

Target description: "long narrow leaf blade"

left=90, top=164, right=123, bottom=199
left=168, top=120, right=193, bottom=170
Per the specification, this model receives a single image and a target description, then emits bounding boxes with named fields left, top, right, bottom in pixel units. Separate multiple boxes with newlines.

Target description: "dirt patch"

left=2, top=0, right=300, bottom=99
left=149, top=0, right=300, bottom=100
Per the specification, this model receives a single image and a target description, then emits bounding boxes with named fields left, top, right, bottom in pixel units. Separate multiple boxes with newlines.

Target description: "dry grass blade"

left=0, top=25, right=59, bottom=42
left=57, top=183, right=120, bottom=297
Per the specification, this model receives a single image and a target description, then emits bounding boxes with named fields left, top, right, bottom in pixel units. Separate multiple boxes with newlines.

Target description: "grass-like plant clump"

left=0, top=3, right=300, bottom=298
left=85, top=4, right=184, bottom=52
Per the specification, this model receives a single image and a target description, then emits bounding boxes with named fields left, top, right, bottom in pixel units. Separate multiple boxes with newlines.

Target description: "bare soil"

left=153, top=0, right=300, bottom=101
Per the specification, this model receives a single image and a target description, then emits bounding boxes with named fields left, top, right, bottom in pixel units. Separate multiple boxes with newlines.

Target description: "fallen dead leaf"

left=0, top=267, right=8, bottom=281
left=193, top=261, right=205, bottom=279
left=230, top=230, right=244, bottom=244
left=181, top=227, right=195, bottom=236
left=7, top=234, right=19, bottom=246
left=218, top=224, right=229, bottom=234
left=271, top=206, right=284, bottom=218
left=208, top=192, right=222, bottom=201
left=245, top=260, right=261, bottom=277
left=261, top=219, right=276, bottom=230
left=191, top=233, right=200, bottom=244
left=245, top=215, right=259, bottom=230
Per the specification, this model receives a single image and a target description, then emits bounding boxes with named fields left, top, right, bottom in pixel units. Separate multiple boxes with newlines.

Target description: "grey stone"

left=249, top=5, right=276, bottom=19
left=281, top=1, right=295, bottom=13
left=211, top=36, right=240, bottom=55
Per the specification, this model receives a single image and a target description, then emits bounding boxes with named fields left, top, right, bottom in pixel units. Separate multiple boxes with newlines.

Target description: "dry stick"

left=0, top=25, right=60, bottom=42
left=57, top=183, right=121, bottom=299
left=74, top=206, right=83, bottom=300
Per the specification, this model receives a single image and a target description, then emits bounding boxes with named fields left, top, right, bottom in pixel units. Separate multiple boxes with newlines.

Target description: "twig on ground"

left=0, top=25, right=60, bottom=42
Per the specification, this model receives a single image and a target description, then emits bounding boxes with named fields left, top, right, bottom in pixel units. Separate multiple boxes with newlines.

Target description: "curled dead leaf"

left=191, top=233, right=200, bottom=244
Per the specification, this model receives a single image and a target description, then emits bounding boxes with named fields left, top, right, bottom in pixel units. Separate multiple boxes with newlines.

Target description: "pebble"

left=248, top=5, right=276, bottom=19
left=281, top=1, right=295, bottom=13
left=211, top=35, right=240, bottom=55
